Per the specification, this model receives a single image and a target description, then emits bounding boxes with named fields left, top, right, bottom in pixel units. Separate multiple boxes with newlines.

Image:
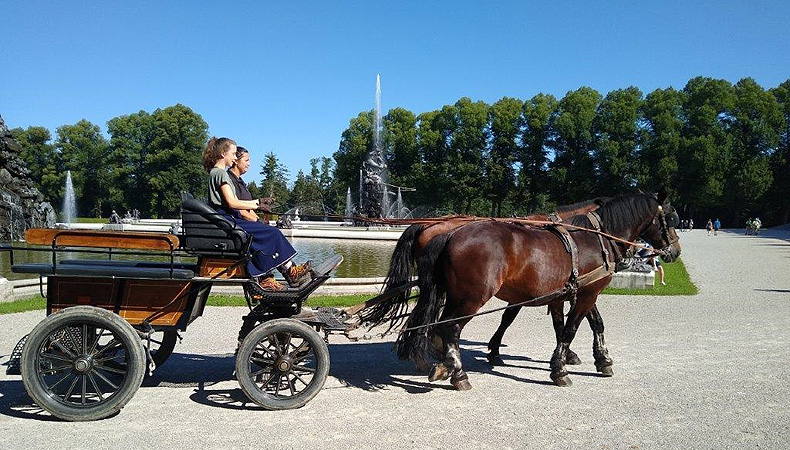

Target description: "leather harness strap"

left=547, top=211, right=616, bottom=296
left=547, top=223, right=579, bottom=300
left=586, top=211, right=611, bottom=271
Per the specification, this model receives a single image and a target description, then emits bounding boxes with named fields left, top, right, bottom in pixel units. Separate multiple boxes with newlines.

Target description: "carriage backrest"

left=180, top=192, right=251, bottom=254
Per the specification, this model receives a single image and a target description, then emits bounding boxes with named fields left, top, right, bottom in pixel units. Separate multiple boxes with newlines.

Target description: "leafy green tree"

left=548, top=87, right=602, bottom=204
left=769, top=79, right=790, bottom=223
left=290, top=169, right=324, bottom=214
left=725, top=78, right=783, bottom=219
left=310, top=156, right=342, bottom=213
left=677, top=77, right=735, bottom=218
left=487, top=97, right=523, bottom=216
left=11, top=126, right=63, bottom=205
left=145, top=105, right=208, bottom=217
left=638, top=88, right=685, bottom=200
left=260, top=151, right=290, bottom=207
left=518, top=93, right=558, bottom=213
left=55, top=120, right=111, bottom=217
left=106, top=104, right=207, bottom=217
left=106, top=110, right=154, bottom=213
left=448, top=98, right=488, bottom=213
left=247, top=181, right=261, bottom=199
left=334, top=111, right=374, bottom=204
left=414, top=108, right=455, bottom=211
left=594, top=87, right=643, bottom=195
left=383, top=107, right=418, bottom=189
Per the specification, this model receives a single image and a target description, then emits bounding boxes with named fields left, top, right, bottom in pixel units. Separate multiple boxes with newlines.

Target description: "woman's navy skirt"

left=217, top=208, right=297, bottom=277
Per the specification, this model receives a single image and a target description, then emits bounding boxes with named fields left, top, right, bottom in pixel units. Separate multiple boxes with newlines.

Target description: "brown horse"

left=372, top=191, right=680, bottom=389
left=365, top=198, right=609, bottom=367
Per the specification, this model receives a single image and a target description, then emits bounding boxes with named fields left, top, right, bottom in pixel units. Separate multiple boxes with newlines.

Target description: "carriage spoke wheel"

left=21, top=306, right=145, bottom=421
left=236, top=318, right=329, bottom=410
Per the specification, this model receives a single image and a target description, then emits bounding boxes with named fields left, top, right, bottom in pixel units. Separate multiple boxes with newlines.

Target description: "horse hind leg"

left=414, top=333, right=444, bottom=373
left=487, top=306, right=521, bottom=366
left=428, top=322, right=472, bottom=391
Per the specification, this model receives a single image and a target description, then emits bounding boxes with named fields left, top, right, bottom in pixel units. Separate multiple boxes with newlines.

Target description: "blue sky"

left=2, top=1, right=788, bottom=185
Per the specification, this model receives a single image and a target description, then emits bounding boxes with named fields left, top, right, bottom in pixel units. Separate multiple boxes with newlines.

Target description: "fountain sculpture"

left=358, top=75, right=415, bottom=219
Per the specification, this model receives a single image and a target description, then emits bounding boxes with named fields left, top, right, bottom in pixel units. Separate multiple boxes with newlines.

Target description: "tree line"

left=335, top=76, right=790, bottom=226
left=11, top=104, right=335, bottom=219
left=10, top=75, right=790, bottom=226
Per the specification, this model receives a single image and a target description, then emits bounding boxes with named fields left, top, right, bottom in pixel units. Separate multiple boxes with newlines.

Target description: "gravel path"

left=1, top=229, right=789, bottom=449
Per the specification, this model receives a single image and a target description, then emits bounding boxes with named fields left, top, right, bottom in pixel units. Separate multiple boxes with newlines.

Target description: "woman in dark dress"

left=202, top=137, right=311, bottom=290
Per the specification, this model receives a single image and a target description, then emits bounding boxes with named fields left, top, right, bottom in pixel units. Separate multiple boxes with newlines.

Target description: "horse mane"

left=550, top=196, right=611, bottom=214
left=567, top=193, right=655, bottom=233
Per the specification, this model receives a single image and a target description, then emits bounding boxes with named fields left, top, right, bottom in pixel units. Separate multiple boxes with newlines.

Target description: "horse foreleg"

left=487, top=306, right=521, bottom=366
left=586, top=306, right=614, bottom=376
left=428, top=322, right=472, bottom=390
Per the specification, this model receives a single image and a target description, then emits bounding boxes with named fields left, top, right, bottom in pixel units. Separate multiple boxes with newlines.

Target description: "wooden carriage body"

left=1, top=194, right=347, bottom=420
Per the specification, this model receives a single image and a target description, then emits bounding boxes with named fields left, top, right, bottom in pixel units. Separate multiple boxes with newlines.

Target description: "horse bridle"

left=653, top=204, right=680, bottom=257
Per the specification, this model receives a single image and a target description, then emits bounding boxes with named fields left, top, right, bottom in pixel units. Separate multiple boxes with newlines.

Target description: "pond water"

left=0, top=238, right=396, bottom=281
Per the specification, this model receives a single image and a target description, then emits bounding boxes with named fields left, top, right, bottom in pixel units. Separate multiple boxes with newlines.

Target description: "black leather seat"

left=180, top=192, right=251, bottom=254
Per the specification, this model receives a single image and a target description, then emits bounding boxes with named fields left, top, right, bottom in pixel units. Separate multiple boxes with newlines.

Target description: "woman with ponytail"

left=202, top=137, right=312, bottom=290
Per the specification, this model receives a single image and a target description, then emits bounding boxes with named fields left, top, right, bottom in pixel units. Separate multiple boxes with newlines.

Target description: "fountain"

left=62, top=170, right=76, bottom=225
left=360, top=74, right=388, bottom=218
left=0, top=115, right=56, bottom=241
left=359, top=75, right=415, bottom=219
left=344, top=187, right=354, bottom=225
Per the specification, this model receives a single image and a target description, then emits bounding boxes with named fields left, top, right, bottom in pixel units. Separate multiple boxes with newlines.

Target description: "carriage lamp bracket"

left=137, top=321, right=157, bottom=376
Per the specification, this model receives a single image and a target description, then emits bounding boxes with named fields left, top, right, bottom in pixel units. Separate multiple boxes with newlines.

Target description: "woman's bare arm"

left=220, top=184, right=259, bottom=210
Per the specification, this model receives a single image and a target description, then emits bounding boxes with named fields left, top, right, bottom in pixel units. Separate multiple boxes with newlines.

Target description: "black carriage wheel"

left=236, top=318, right=329, bottom=410
left=20, top=306, right=146, bottom=421
left=147, top=329, right=178, bottom=369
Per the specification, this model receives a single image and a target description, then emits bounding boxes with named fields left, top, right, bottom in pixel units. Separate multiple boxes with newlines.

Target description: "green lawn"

left=75, top=217, right=109, bottom=223
left=602, top=257, right=697, bottom=295
left=0, top=259, right=696, bottom=316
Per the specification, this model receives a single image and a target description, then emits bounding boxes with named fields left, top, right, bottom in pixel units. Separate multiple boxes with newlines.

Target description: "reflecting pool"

left=0, top=238, right=396, bottom=281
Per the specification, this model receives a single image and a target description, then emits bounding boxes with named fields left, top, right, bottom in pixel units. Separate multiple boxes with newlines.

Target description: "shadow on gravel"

left=327, top=339, right=605, bottom=392
left=0, top=380, right=58, bottom=421
left=190, top=387, right=266, bottom=411
left=143, top=352, right=236, bottom=388
left=754, top=289, right=790, bottom=293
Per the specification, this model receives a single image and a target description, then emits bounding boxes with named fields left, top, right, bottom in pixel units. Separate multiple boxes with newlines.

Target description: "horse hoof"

left=553, top=375, right=573, bottom=387
left=487, top=353, right=505, bottom=366
left=565, top=351, right=582, bottom=365
left=429, top=364, right=450, bottom=382
left=452, top=377, right=473, bottom=391
left=597, top=365, right=614, bottom=377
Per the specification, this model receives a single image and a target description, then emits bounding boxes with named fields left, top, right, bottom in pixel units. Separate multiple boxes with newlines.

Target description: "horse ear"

left=657, top=186, right=668, bottom=205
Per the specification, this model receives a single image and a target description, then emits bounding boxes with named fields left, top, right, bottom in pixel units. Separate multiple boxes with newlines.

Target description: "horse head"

left=640, top=187, right=681, bottom=263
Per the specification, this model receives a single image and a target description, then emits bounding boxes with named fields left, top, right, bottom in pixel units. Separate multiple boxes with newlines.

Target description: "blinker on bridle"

left=653, top=205, right=680, bottom=257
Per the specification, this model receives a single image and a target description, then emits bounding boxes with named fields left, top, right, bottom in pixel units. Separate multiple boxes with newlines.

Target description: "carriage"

left=2, top=191, right=682, bottom=421
left=1, top=194, right=357, bottom=421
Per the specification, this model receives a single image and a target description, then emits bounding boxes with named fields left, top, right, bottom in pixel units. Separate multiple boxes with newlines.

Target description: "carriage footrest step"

left=6, top=334, right=27, bottom=375
left=315, top=307, right=352, bottom=331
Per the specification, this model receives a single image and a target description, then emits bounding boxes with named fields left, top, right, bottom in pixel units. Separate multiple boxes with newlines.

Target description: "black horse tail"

left=360, top=223, right=425, bottom=328
left=395, top=231, right=453, bottom=363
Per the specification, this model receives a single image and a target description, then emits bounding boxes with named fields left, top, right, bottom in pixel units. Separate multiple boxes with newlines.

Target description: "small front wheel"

left=236, top=318, right=329, bottom=410
left=20, top=306, right=146, bottom=421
